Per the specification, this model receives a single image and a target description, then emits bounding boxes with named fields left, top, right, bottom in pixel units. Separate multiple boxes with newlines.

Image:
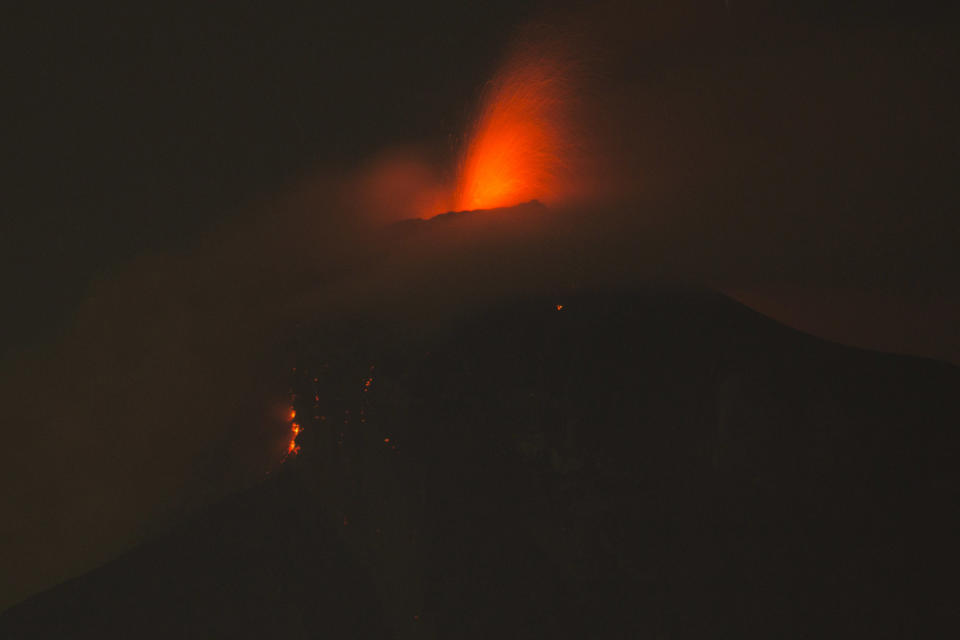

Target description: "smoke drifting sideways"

left=2, top=4, right=959, bottom=612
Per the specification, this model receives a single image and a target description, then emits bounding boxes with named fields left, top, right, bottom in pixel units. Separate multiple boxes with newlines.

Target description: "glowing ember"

left=453, top=46, right=575, bottom=211
left=283, top=400, right=301, bottom=460
left=556, top=304, right=564, bottom=311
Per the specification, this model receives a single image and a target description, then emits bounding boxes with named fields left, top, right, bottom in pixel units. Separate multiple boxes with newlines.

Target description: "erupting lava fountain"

left=450, top=44, right=581, bottom=213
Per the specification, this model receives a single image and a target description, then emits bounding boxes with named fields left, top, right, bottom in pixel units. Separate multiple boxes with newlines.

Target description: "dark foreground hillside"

left=3, top=289, right=957, bottom=638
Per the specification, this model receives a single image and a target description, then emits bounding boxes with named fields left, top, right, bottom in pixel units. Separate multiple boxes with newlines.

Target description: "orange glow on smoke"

left=453, top=48, right=575, bottom=211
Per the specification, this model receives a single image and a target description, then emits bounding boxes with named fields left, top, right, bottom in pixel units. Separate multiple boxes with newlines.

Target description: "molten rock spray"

left=452, top=40, right=585, bottom=212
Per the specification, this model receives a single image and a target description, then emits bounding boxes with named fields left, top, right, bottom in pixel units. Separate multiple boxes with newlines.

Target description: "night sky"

left=3, top=0, right=958, bottom=613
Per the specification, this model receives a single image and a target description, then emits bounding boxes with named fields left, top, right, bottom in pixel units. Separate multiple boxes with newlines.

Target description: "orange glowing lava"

left=453, top=48, right=575, bottom=212
left=283, top=401, right=301, bottom=460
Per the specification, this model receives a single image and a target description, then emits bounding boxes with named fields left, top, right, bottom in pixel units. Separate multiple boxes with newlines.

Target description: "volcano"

left=2, top=235, right=957, bottom=639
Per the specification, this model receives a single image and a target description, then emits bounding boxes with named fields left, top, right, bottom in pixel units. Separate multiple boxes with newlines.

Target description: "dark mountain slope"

left=2, top=288, right=956, bottom=638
